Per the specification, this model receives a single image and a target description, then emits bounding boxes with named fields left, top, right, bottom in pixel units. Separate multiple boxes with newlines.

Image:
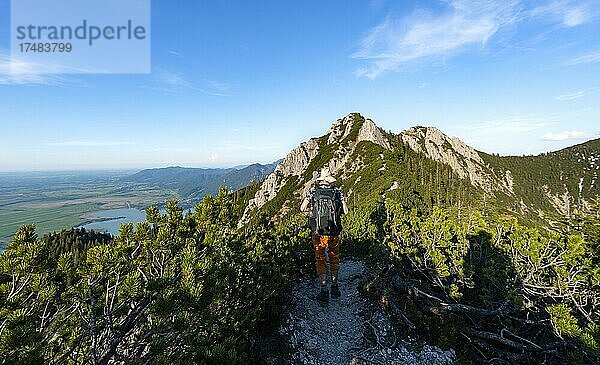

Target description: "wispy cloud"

left=353, top=0, right=599, bottom=78
left=208, top=80, right=231, bottom=95
left=217, top=141, right=280, bottom=152
left=530, top=0, right=597, bottom=27
left=167, top=50, right=184, bottom=58
left=541, top=130, right=588, bottom=141
left=145, top=147, right=193, bottom=153
left=352, top=0, right=522, bottom=78
left=565, top=51, right=600, bottom=66
left=46, top=141, right=135, bottom=147
left=161, top=71, right=193, bottom=89
left=463, top=116, right=554, bottom=133
left=554, top=87, right=598, bottom=101
left=0, top=50, right=97, bottom=86
left=0, top=52, right=69, bottom=86
left=157, top=70, right=229, bottom=96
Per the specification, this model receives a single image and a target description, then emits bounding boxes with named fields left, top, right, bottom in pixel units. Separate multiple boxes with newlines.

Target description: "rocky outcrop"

left=543, top=184, right=574, bottom=218
left=243, top=138, right=320, bottom=214
left=400, top=126, right=510, bottom=194
left=358, top=118, right=390, bottom=149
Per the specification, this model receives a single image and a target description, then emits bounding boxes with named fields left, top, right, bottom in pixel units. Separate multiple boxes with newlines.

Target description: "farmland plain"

left=0, top=171, right=177, bottom=247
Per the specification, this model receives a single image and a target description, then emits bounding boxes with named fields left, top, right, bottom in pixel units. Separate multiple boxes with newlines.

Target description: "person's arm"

left=300, top=198, right=311, bottom=212
left=338, top=189, right=349, bottom=214
left=301, top=189, right=314, bottom=212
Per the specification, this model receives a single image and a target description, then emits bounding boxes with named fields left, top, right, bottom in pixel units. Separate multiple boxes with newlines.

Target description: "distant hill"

left=124, top=162, right=278, bottom=201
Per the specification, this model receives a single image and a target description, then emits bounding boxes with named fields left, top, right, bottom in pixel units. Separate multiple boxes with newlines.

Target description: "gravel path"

left=265, top=260, right=455, bottom=365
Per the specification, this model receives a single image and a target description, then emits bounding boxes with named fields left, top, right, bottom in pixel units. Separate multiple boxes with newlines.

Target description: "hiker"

left=300, top=167, right=349, bottom=302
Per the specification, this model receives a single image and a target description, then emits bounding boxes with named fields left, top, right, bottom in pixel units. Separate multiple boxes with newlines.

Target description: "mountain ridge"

left=241, top=113, right=600, bottom=229
left=125, top=162, right=278, bottom=201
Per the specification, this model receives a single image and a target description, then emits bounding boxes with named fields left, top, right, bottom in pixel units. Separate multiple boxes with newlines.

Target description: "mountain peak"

left=400, top=125, right=481, bottom=163
left=326, top=112, right=390, bottom=149
left=399, top=125, right=504, bottom=192
left=240, top=113, right=391, bottom=222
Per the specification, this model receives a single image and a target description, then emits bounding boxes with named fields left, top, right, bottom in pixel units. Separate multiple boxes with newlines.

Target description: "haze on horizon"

left=1, top=0, right=599, bottom=172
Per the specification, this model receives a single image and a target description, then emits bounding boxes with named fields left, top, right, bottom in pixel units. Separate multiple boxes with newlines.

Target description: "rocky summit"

left=241, top=113, right=391, bottom=222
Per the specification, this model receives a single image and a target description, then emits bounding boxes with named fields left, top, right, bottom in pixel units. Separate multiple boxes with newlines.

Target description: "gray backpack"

left=309, top=186, right=342, bottom=235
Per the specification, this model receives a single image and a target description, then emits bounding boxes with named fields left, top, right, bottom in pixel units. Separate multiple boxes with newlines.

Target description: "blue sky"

left=0, top=0, right=599, bottom=171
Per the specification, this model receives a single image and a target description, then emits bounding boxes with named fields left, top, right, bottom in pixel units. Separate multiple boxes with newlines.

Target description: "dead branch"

left=388, top=301, right=416, bottom=330
left=464, top=329, right=526, bottom=352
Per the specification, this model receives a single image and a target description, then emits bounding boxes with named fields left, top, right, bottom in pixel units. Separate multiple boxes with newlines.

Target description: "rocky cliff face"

left=243, top=138, right=321, bottom=214
left=399, top=126, right=512, bottom=194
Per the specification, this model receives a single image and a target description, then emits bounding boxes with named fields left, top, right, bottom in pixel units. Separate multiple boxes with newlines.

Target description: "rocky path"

left=265, top=260, right=455, bottom=365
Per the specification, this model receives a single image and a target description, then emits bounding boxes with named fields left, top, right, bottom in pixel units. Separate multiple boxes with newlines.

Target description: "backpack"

left=308, top=186, right=342, bottom=236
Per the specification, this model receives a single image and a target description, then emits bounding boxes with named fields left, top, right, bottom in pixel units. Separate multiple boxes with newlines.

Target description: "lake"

left=79, top=208, right=148, bottom=236
left=79, top=207, right=193, bottom=236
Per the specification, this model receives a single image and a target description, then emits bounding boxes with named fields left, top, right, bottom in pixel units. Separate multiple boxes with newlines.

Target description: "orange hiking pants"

left=312, top=234, right=340, bottom=276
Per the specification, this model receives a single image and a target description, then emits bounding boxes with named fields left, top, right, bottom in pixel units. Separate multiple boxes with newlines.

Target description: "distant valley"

left=0, top=162, right=277, bottom=246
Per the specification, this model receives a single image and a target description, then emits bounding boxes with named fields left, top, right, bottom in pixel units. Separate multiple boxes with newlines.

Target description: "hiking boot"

left=316, top=288, right=329, bottom=302
left=330, top=283, right=341, bottom=298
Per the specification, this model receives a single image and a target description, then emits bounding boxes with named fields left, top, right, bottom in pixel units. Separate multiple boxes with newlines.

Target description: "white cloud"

left=541, top=130, right=588, bottom=141
left=352, top=0, right=521, bottom=78
left=46, top=141, right=135, bottom=147
left=530, top=0, right=596, bottom=27
left=353, top=0, right=600, bottom=78
left=555, top=90, right=586, bottom=101
left=158, top=70, right=228, bottom=96
left=463, top=116, right=554, bottom=133
left=209, top=80, right=231, bottom=94
left=167, top=50, right=184, bottom=58
left=145, top=147, right=193, bottom=153
left=0, top=52, right=69, bottom=85
left=161, top=71, right=193, bottom=88
left=209, top=153, right=220, bottom=161
left=0, top=50, right=97, bottom=86
left=563, top=7, right=587, bottom=26
left=554, top=88, right=598, bottom=101
left=566, top=51, right=600, bottom=66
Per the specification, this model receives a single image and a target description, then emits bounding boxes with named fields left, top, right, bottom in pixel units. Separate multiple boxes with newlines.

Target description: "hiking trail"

left=264, top=260, right=456, bottom=365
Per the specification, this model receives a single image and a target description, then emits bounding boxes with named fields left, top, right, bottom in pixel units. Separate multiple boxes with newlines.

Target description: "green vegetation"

left=0, top=188, right=313, bottom=364
left=2, top=180, right=597, bottom=363
left=0, top=165, right=274, bottom=247
left=481, top=138, right=600, bottom=228
left=0, top=202, right=102, bottom=244
left=301, top=135, right=338, bottom=182
left=339, top=137, right=480, bottom=213
left=260, top=176, right=300, bottom=218
left=352, top=199, right=599, bottom=364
